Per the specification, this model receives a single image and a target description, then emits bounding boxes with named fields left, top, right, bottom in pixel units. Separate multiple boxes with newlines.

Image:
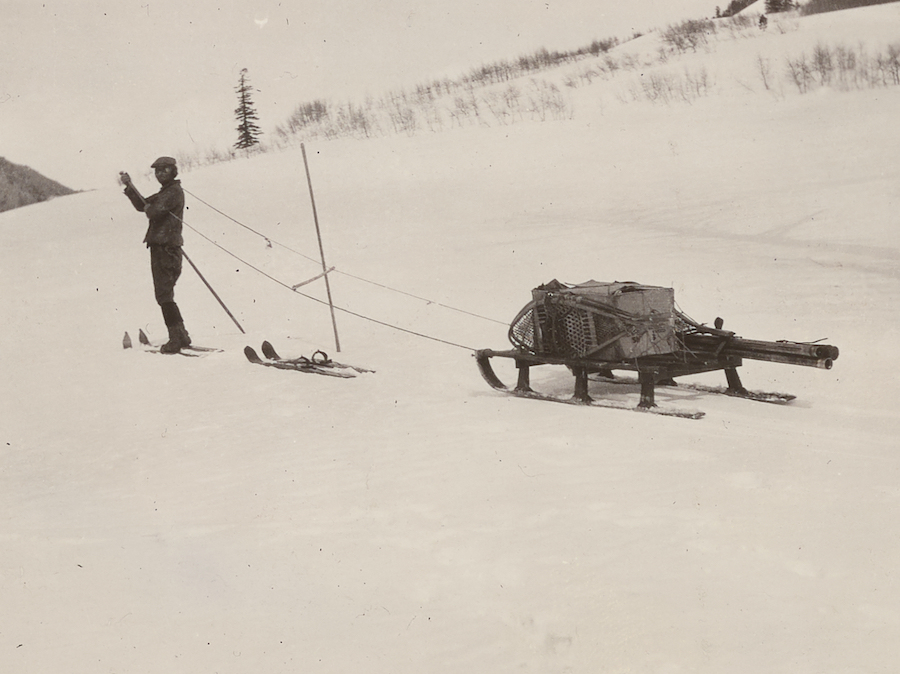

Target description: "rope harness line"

left=174, top=193, right=485, bottom=351
left=183, top=187, right=507, bottom=327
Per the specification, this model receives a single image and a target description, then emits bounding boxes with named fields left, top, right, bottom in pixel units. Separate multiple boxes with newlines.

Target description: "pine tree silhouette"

left=234, top=68, right=262, bottom=150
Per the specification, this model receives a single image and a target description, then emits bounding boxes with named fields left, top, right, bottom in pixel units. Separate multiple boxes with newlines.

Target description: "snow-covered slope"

left=2, top=5, right=899, bottom=673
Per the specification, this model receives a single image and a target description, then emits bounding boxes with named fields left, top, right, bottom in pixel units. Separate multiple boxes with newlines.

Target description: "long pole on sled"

left=301, top=142, right=341, bottom=353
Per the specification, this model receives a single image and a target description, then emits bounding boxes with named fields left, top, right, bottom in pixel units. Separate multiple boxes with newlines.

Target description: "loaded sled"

left=475, top=280, right=839, bottom=419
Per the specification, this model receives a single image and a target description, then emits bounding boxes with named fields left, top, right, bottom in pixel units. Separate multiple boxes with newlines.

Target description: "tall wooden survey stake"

left=301, top=143, right=341, bottom=353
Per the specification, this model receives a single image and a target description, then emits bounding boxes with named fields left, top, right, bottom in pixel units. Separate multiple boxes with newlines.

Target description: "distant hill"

left=801, top=0, right=900, bottom=15
left=0, top=157, right=77, bottom=214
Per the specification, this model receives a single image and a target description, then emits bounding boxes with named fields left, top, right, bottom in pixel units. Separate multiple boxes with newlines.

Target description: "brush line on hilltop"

left=172, top=1, right=900, bottom=173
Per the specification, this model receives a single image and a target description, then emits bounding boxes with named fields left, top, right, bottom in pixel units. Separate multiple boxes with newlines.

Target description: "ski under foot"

left=244, top=346, right=356, bottom=378
left=260, top=341, right=374, bottom=374
left=590, top=374, right=795, bottom=404
left=122, top=330, right=222, bottom=356
left=498, top=388, right=705, bottom=420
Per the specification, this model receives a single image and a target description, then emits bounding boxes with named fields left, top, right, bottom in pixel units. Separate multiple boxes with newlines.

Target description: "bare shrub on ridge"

left=660, top=19, right=718, bottom=54
left=887, top=44, right=900, bottom=85
left=784, top=42, right=900, bottom=93
left=757, top=55, right=774, bottom=90
left=629, top=67, right=714, bottom=104
left=525, top=80, right=570, bottom=121
left=786, top=53, right=813, bottom=92
left=811, top=43, right=835, bottom=84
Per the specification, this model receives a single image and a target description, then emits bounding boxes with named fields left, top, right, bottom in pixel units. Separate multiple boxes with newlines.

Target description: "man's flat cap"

left=151, top=156, right=177, bottom=168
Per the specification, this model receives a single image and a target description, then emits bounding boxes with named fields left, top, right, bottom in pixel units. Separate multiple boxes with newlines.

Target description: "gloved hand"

left=118, top=171, right=132, bottom=186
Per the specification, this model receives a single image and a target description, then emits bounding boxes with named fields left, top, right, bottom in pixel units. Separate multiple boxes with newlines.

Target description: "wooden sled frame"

left=475, top=347, right=747, bottom=411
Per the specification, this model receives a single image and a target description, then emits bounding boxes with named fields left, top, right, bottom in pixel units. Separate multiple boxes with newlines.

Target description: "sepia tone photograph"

left=2, top=0, right=898, bottom=671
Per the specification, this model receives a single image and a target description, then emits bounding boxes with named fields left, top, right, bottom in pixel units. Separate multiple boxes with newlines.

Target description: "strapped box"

left=509, top=280, right=678, bottom=360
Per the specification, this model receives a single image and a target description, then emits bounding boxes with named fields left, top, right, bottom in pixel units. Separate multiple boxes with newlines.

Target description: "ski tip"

left=138, top=328, right=151, bottom=346
left=244, top=346, right=263, bottom=363
left=123, top=331, right=132, bottom=349
left=261, top=340, right=279, bottom=360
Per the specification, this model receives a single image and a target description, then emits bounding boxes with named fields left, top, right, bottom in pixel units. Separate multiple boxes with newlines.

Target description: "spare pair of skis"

left=244, top=341, right=373, bottom=379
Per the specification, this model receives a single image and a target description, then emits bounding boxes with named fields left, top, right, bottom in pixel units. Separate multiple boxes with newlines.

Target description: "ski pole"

left=181, top=250, right=245, bottom=334
left=120, top=172, right=246, bottom=334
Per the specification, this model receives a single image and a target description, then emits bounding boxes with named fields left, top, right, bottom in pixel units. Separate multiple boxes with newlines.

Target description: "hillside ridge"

left=0, top=156, right=77, bottom=214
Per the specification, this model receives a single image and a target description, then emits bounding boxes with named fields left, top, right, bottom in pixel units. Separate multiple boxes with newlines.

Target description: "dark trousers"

left=149, top=244, right=184, bottom=326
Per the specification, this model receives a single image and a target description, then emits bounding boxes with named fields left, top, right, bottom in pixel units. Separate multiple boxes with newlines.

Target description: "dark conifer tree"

left=234, top=68, right=262, bottom=150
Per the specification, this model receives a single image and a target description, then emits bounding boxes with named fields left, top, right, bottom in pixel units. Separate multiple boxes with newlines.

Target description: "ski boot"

left=160, top=323, right=192, bottom=354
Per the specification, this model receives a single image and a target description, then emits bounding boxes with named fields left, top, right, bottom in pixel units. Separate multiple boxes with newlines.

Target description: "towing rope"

left=176, top=205, right=479, bottom=351
left=183, top=187, right=507, bottom=326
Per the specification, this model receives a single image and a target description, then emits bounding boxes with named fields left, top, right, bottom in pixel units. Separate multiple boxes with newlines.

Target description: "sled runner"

left=475, top=280, right=839, bottom=419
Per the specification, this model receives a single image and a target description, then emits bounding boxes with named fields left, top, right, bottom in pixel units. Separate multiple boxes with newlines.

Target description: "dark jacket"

left=125, top=180, right=184, bottom=246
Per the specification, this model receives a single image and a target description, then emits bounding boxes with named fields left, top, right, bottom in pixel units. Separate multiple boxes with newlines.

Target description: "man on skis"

left=120, top=156, right=191, bottom=354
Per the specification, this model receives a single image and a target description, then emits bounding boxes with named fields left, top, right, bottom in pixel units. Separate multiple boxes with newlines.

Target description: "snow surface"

left=2, top=6, right=899, bottom=673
